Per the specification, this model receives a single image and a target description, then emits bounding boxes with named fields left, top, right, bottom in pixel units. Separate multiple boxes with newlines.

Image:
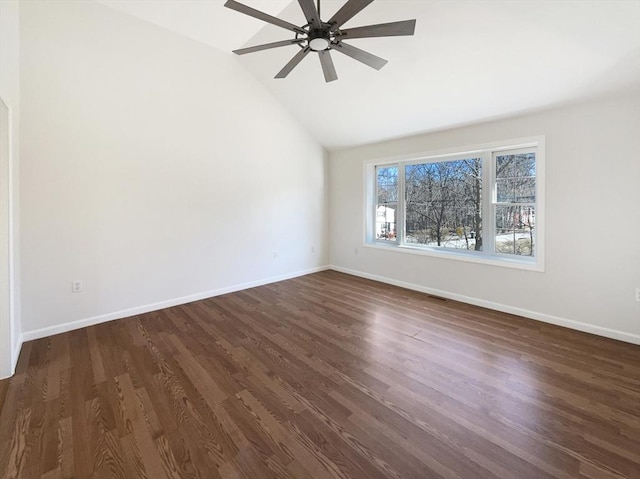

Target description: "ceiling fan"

left=224, top=0, right=416, bottom=82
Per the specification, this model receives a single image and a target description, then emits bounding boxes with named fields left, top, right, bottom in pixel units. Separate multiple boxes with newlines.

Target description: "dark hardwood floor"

left=1, top=270, right=639, bottom=478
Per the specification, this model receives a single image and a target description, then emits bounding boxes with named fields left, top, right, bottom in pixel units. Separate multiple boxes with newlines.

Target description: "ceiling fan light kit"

left=224, top=0, right=416, bottom=82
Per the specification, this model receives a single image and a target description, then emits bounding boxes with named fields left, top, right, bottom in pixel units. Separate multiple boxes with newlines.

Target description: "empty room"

left=1, top=0, right=639, bottom=478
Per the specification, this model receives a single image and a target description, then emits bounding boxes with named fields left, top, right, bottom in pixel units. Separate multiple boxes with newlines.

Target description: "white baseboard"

left=1, top=334, right=23, bottom=379
left=16, top=262, right=639, bottom=359
left=20, top=265, right=330, bottom=344
left=11, top=335, right=21, bottom=375
left=330, top=265, right=640, bottom=345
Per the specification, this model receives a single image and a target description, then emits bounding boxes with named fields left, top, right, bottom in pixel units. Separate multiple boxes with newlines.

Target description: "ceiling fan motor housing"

left=308, top=25, right=332, bottom=51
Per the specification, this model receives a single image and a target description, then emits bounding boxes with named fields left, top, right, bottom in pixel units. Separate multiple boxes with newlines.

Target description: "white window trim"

left=363, top=136, right=545, bottom=272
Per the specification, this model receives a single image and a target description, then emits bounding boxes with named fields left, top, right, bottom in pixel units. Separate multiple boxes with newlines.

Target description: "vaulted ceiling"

left=97, top=0, right=640, bottom=150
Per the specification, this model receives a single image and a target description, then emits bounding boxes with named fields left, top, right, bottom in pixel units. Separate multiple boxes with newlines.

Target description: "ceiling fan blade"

left=328, top=0, right=374, bottom=32
left=332, top=42, right=387, bottom=70
left=275, top=47, right=311, bottom=78
left=318, top=50, right=338, bottom=83
left=297, top=0, right=322, bottom=29
left=339, top=19, right=417, bottom=39
left=224, top=0, right=305, bottom=34
left=233, top=39, right=305, bottom=55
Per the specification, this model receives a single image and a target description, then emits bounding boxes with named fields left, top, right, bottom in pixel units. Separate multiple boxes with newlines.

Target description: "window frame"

left=364, top=137, right=545, bottom=272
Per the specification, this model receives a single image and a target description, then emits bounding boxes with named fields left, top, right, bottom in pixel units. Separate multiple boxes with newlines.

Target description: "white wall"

left=0, top=0, right=21, bottom=378
left=20, top=0, right=328, bottom=339
left=330, top=91, right=640, bottom=343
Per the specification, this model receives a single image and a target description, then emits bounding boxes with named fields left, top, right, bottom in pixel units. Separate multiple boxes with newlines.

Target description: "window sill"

left=364, top=242, right=544, bottom=272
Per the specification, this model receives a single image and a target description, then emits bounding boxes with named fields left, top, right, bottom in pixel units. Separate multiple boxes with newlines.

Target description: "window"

left=494, top=151, right=536, bottom=256
left=366, top=139, right=544, bottom=270
left=405, top=158, right=482, bottom=251
left=375, top=166, right=398, bottom=242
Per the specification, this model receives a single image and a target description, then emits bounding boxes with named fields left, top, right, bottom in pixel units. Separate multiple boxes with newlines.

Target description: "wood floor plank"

left=1, top=271, right=639, bottom=478
left=114, top=373, right=168, bottom=479
left=57, top=416, right=74, bottom=479
left=2, top=407, right=31, bottom=479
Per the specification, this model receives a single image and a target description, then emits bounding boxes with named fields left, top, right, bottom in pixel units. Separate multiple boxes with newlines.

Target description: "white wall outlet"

left=311, top=246, right=315, bottom=254
left=354, top=247, right=358, bottom=255
left=272, top=251, right=278, bottom=259
left=72, top=280, right=83, bottom=293
left=636, top=287, right=640, bottom=302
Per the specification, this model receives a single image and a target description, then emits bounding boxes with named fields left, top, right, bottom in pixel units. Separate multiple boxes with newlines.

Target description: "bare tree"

left=405, top=159, right=481, bottom=249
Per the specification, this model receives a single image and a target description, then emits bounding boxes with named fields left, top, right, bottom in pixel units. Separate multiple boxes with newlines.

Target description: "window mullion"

left=373, top=169, right=380, bottom=243
left=484, top=151, right=495, bottom=256
left=398, top=162, right=406, bottom=245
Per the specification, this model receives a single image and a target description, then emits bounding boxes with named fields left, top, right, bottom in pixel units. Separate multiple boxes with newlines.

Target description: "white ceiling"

left=96, top=0, right=293, bottom=52
left=97, top=0, right=640, bottom=150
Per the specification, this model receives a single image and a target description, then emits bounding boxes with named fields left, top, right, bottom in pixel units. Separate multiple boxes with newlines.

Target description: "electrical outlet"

left=272, top=251, right=278, bottom=259
left=311, top=246, right=315, bottom=254
left=636, top=287, right=640, bottom=302
left=72, top=280, right=83, bottom=293
left=354, top=247, right=358, bottom=255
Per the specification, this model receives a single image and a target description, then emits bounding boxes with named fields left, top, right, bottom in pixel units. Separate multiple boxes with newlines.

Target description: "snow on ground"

left=406, top=232, right=532, bottom=250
